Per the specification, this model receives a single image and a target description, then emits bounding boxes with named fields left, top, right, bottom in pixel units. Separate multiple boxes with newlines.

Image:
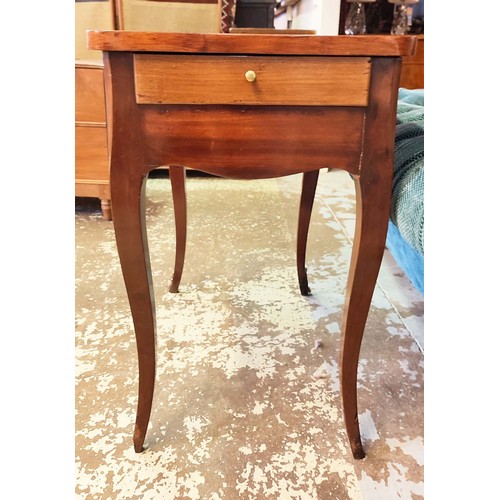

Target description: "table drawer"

left=134, top=55, right=371, bottom=106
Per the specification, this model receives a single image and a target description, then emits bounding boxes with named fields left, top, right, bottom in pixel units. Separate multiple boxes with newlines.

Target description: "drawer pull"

left=245, top=70, right=257, bottom=83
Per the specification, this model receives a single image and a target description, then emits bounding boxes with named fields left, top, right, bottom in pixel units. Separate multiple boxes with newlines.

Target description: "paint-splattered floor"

left=75, top=169, right=424, bottom=499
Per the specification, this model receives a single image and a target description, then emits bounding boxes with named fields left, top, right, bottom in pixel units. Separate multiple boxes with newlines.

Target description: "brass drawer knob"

left=245, top=70, right=257, bottom=83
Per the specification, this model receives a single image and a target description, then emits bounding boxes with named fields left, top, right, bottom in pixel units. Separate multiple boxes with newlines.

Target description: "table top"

left=87, top=31, right=417, bottom=57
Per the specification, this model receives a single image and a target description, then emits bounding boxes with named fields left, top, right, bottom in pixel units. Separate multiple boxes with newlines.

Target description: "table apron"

left=137, top=105, right=365, bottom=178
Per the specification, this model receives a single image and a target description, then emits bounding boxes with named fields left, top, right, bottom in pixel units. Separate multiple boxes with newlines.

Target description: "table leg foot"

left=133, top=429, right=145, bottom=453
left=351, top=441, right=366, bottom=460
left=298, top=270, right=311, bottom=296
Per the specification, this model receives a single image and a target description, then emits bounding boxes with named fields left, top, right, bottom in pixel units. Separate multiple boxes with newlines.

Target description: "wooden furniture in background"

left=400, top=34, right=424, bottom=89
left=89, top=30, right=416, bottom=459
left=75, top=60, right=112, bottom=220
left=75, top=0, right=115, bottom=62
left=115, top=0, right=220, bottom=32
left=75, top=1, right=115, bottom=219
left=75, top=0, right=222, bottom=219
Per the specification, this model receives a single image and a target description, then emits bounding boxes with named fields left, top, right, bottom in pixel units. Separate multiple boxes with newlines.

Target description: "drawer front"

left=75, top=66, right=106, bottom=123
left=75, top=126, right=109, bottom=181
left=134, top=55, right=371, bottom=106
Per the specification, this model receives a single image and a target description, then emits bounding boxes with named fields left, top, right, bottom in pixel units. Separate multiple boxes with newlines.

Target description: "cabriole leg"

left=340, top=173, right=392, bottom=459
left=297, top=170, right=320, bottom=296
left=169, top=166, right=187, bottom=293
left=111, top=171, right=156, bottom=453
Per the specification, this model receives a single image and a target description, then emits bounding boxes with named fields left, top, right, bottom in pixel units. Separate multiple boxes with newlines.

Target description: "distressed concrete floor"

left=75, top=169, right=424, bottom=499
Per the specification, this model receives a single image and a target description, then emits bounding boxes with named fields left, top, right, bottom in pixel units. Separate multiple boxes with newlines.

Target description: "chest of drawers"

left=75, top=60, right=111, bottom=220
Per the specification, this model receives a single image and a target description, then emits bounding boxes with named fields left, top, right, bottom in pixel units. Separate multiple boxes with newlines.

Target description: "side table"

left=88, top=30, right=416, bottom=459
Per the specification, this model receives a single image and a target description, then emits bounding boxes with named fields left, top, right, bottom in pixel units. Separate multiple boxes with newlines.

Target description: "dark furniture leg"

left=106, top=52, right=157, bottom=453
left=297, top=169, right=320, bottom=296
left=169, top=166, right=187, bottom=293
left=339, top=173, right=392, bottom=459
left=339, top=57, right=401, bottom=459
left=111, top=171, right=156, bottom=453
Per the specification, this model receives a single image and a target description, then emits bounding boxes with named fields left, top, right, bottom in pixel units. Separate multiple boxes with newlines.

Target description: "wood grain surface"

left=91, top=31, right=413, bottom=459
left=88, top=31, right=417, bottom=57
left=134, top=55, right=371, bottom=106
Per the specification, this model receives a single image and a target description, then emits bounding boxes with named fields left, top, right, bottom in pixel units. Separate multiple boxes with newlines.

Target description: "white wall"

left=275, top=0, right=341, bottom=35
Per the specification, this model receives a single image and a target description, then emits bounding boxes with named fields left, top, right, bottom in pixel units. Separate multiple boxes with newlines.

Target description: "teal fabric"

left=398, top=88, right=424, bottom=107
left=396, top=88, right=424, bottom=125
left=390, top=89, right=424, bottom=256
left=387, top=220, right=424, bottom=294
left=385, top=88, right=424, bottom=294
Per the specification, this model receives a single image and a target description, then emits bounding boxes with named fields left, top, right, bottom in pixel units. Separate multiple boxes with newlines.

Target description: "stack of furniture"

left=75, top=0, right=221, bottom=220
left=75, top=0, right=115, bottom=219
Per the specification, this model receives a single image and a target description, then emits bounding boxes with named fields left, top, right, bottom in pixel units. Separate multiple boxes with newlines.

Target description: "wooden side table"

left=88, top=31, right=417, bottom=459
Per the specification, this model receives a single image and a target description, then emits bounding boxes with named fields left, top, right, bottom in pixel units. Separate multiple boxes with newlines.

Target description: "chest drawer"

left=75, top=126, right=109, bottom=180
left=134, top=54, right=371, bottom=106
left=75, top=64, right=106, bottom=123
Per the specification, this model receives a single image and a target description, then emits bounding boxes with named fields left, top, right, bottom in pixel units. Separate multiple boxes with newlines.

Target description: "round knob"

left=245, top=70, right=257, bottom=83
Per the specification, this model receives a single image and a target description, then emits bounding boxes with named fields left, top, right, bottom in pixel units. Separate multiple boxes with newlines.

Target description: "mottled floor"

left=75, top=169, right=424, bottom=499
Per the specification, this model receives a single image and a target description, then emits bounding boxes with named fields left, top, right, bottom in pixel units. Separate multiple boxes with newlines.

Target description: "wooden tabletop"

left=87, top=31, right=417, bottom=57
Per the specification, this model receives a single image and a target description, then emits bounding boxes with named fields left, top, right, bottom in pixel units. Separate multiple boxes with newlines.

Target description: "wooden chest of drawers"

left=75, top=60, right=111, bottom=220
left=400, top=34, right=424, bottom=89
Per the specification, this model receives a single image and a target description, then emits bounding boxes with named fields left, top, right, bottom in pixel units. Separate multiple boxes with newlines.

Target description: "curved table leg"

left=297, top=170, right=320, bottom=296
left=168, top=166, right=187, bottom=293
left=111, top=171, right=156, bottom=453
left=340, top=172, right=392, bottom=459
